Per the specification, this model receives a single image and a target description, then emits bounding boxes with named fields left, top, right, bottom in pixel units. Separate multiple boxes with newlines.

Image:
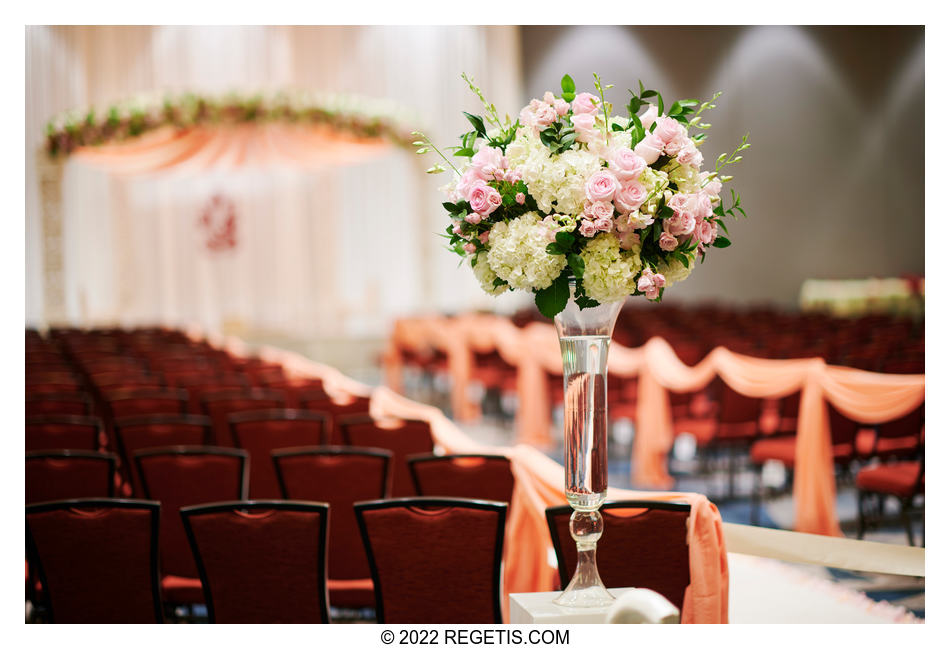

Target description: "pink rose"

left=571, top=113, right=597, bottom=143
left=469, top=183, right=502, bottom=216
left=471, top=145, right=505, bottom=181
left=578, top=219, right=599, bottom=238
left=534, top=102, right=557, bottom=128
left=633, top=133, right=664, bottom=165
left=504, top=168, right=522, bottom=183
left=515, top=192, right=526, bottom=205
left=543, top=91, right=557, bottom=105
left=639, top=103, right=658, bottom=130
left=677, top=142, right=703, bottom=167
left=637, top=268, right=666, bottom=300
left=452, top=223, right=462, bottom=235
left=585, top=170, right=620, bottom=203
left=541, top=215, right=560, bottom=242
left=701, top=173, right=722, bottom=197
left=594, top=217, right=612, bottom=233
left=553, top=98, right=570, bottom=116
left=615, top=228, right=641, bottom=251
left=463, top=242, right=476, bottom=254
left=572, top=92, right=600, bottom=115
left=659, top=231, right=679, bottom=251
left=518, top=99, right=545, bottom=131
left=665, top=209, right=696, bottom=237
left=465, top=212, right=482, bottom=224
left=478, top=231, right=491, bottom=244
left=455, top=170, right=483, bottom=201
left=608, top=147, right=647, bottom=181
left=653, top=116, right=683, bottom=144
left=614, top=181, right=647, bottom=214
left=664, top=131, right=690, bottom=156
left=585, top=200, right=614, bottom=221
left=694, top=219, right=717, bottom=246
left=689, top=193, right=713, bottom=219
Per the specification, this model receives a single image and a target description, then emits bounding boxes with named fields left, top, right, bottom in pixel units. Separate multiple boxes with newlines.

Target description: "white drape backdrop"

left=26, top=25, right=529, bottom=333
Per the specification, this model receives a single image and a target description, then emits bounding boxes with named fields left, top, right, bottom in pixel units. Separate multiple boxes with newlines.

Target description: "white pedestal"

left=509, top=588, right=635, bottom=624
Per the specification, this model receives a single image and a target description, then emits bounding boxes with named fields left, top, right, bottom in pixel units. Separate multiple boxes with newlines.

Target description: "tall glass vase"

left=552, top=278, right=623, bottom=608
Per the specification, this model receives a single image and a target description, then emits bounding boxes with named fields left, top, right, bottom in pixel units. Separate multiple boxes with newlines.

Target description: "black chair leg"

left=856, top=490, right=866, bottom=540
left=750, top=462, right=762, bottom=525
left=900, top=498, right=915, bottom=547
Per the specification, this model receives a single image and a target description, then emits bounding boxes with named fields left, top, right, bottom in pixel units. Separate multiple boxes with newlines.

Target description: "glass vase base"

left=553, top=583, right=616, bottom=609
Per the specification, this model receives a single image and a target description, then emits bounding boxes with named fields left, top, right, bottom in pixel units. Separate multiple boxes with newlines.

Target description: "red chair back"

left=136, top=447, right=248, bottom=579
left=26, top=393, right=92, bottom=417
left=273, top=447, right=391, bottom=582
left=355, top=498, right=506, bottom=623
left=180, top=501, right=330, bottom=623
left=26, top=415, right=102, bottom=452
left=717, top=380, right=761, bottom=425
left=106, top=389, right=188, bottom=419
left=340, top=416, right=434, bottom=497
left=200, top=389, right=285, bottom=446
left=408, top=454, right=515, bottom=503
left=229, top=410, right=327, bottom=498
left=26, top=499, right=163, bottom=623
left=115, top=415, right=213, bottom=496
left=546, top=500, right=691, bottom=610
left=300, top=393, right=371, bottom=443
left=26, top=451, right=117, bottom=504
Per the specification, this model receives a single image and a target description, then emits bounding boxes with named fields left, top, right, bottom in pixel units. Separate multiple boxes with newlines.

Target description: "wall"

left=520, top=25, right=925, bottom=307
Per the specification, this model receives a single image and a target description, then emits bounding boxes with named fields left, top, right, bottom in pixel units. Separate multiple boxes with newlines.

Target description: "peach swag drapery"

left=200, top=329, right=729, bottom=624
left=383, top=315, right=924, bottom=537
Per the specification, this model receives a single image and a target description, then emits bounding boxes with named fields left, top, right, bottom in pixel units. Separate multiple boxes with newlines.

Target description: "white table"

left=509, top=588, right=636, bottom=624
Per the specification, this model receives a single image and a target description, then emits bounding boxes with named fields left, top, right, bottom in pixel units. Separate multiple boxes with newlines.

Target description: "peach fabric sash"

left=252, top=337, right=729, bottom=624
left=384, top=315, right=924, bottom=537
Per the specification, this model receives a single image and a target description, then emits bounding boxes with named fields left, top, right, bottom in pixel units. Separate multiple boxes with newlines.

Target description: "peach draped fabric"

left=249, top=336, right=729, bottom=623
left=384, top=315, right=924, bottom=537
left=72, top=124, right=392, bottom=175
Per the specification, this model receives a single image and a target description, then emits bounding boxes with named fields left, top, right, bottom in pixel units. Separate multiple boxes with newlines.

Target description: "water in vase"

left=560, top=334, right=610, bottom=512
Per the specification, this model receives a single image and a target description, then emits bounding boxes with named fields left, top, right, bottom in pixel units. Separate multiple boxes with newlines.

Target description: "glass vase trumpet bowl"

left=552, top=278, right=623, bottom=608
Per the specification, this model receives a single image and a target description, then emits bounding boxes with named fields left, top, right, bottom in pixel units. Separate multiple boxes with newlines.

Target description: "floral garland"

left=44, top=90, right=420, bottom=156
left=417, top=73, right=749, bottom=317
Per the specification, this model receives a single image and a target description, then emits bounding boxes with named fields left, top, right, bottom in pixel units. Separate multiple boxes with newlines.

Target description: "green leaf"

left=555, top=231, right=575, bottom=252
left=545, top=242, right=563, bottom=255
left=442, top=202, right=458, bottom=212
left=567, top=253, right=585, bottom=278
left=492, top=277, right=507, bottom=288
left=712, top=236, right=732, bottom=248
left=535, top=274, right=570, bottom=319
left=463, top=112, right=487, bottom=137
left=657, top=205, right=674, bottom=220
left=561, top=74, right=576, bottom=96
left=453, top=148, right=475, bottom=157
left=641, top=90, right=657, bottom=99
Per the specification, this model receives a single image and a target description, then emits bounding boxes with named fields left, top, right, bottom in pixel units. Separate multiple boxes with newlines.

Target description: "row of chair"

left=26, top=496, right=691, bottom=623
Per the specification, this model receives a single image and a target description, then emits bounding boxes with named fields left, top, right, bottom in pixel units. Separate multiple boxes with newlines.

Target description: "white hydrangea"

left=579, top=233, right=643, bottom=304
left=638, top=167, right=669, bottom=215
left=657, top=253, right=696, bottom=286
left=507, top=131, right=602, bottom=216
left=666, top=162, right=703, bottom=194
left=487, top=213, right=567, bottom=291
left=471, top=254, right=507, bottom=296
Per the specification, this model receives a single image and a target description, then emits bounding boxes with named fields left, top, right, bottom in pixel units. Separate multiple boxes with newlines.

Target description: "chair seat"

left=327, top=578, right=375, bottom=609
left=856, top=462, right=923, bottom=498
left=161, top=575, right=205, bottom=604
left=750, top=437, right=854, bottom=466
left=674, top=418, right=717, bottom=444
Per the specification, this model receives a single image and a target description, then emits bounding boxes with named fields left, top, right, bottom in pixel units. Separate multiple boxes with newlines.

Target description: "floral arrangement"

left=416, top=74, right=749, bottom=317
left=45, top=90, right=420, bottom=156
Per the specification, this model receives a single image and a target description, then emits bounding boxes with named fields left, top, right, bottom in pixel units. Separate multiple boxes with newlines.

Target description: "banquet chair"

left=354, top=497, right=507, bottom=623
left=115, top=414, right=213, bottom=496
left=174, top=375, right=251, bottom=412
left=300, top=392, right=372, bottom=444
left=408, top=454, right=515, bottom=504
left=26, top=372, right=85, bottom=394
left=26, top=499, right=163, bottom=623
left=26, top=415, right=103, bottom=452
left=228, top=410, right=328, bottom=498
left=200, top=389, right=286, bottom=446
left=180, top=500, right=331, bottom=623
left=339, top=415, right=434, bottom=497
left=26, top=392, right=93, bottom=417
left=135, top=447, right=248, bottom=613
left=272, top=447, right=392, bottom=611
left=545, top=500, right=691, bottom=611
left=703, top=379, right=765, bottom=498
left=856, top=403, right=925, bottom=462
left=26, top=450, right=117, bottom=504
left=749, top=401, right=860, bottom=525
left=856, top=439, right=924, bottom=546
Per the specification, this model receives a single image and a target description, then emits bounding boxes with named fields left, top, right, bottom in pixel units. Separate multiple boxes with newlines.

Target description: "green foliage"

left=535, top=272, right=570, bottom=319
left=561, top=74, right=576, bottom=102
